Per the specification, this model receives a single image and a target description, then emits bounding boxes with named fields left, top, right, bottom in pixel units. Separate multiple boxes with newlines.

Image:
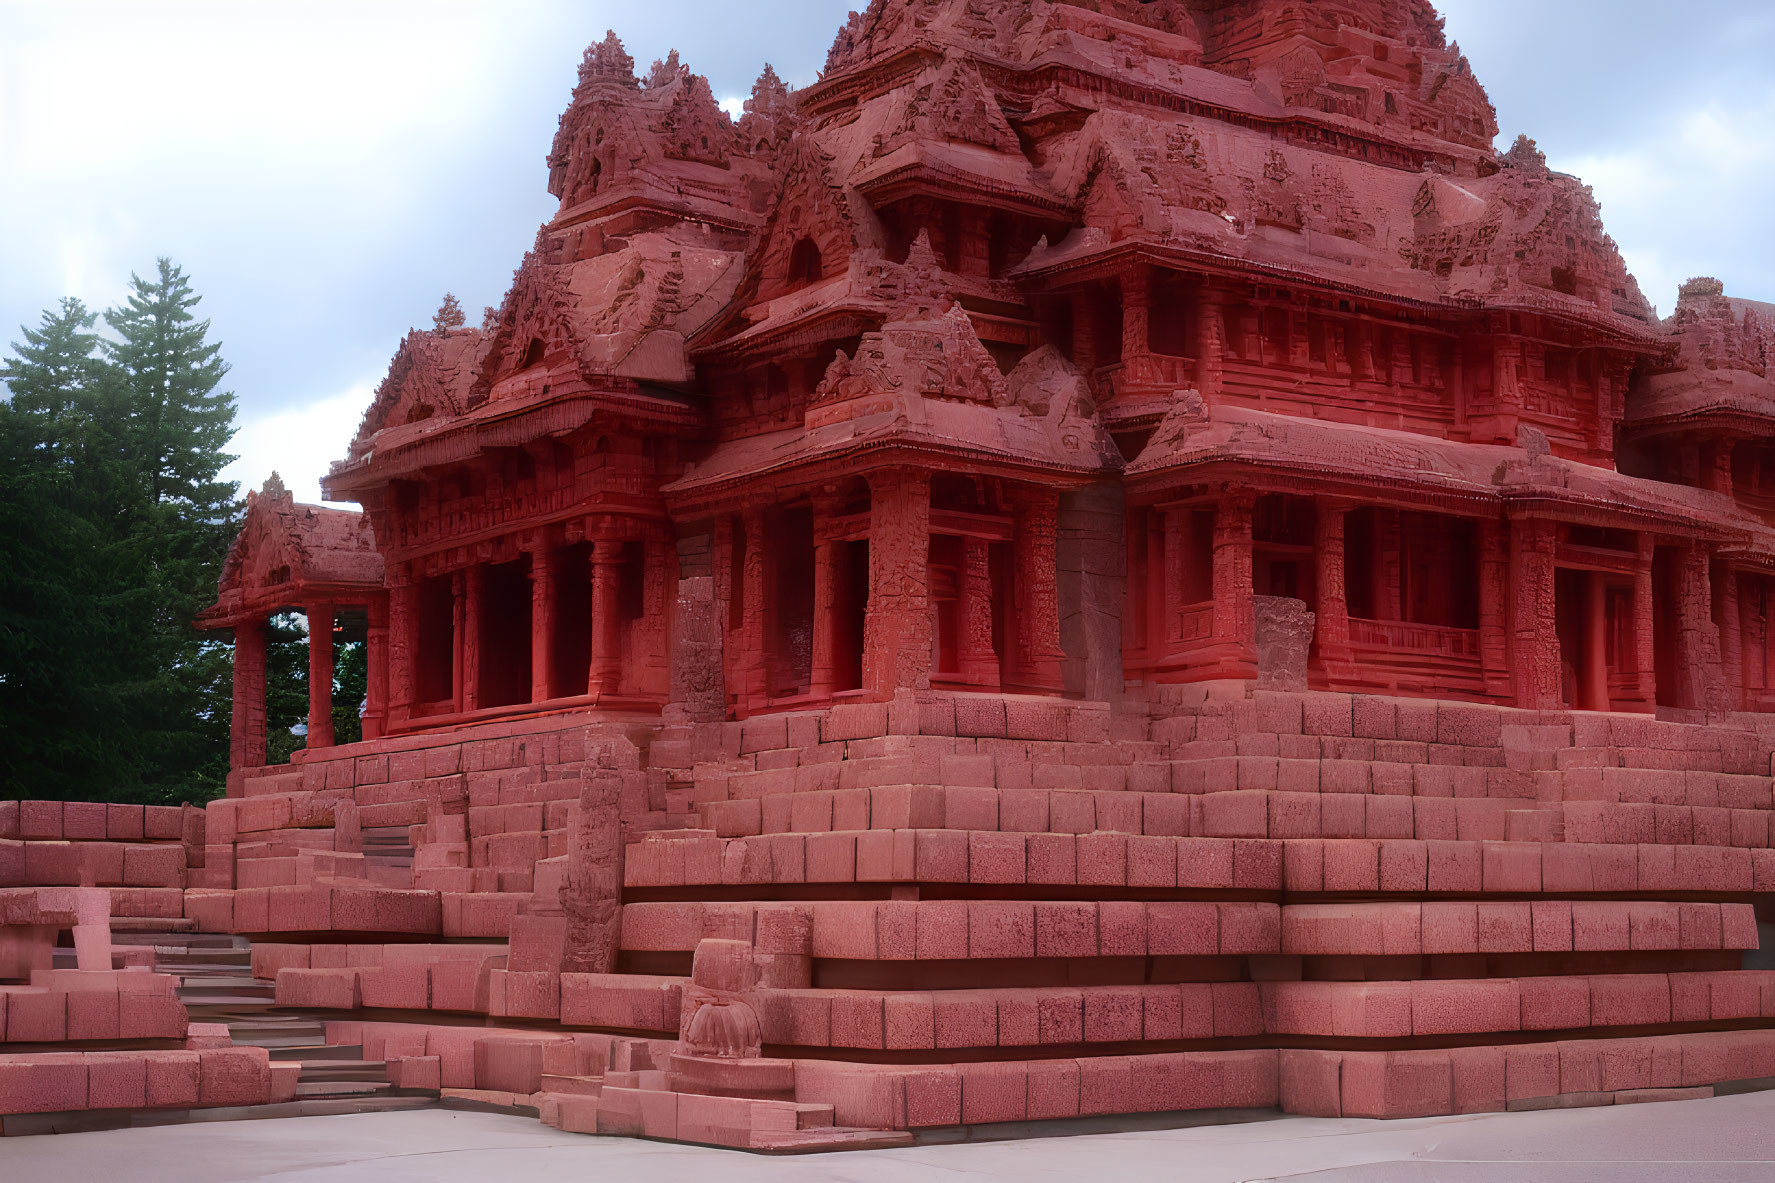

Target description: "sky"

left=3, top=0, right=1773, bottom=506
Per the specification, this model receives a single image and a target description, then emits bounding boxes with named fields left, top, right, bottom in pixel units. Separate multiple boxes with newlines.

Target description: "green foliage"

left=0, top=261, right=242, bottom=804
left=264, top=612, right=309, bottom=768
left=331, top=615, right=369, bottom=747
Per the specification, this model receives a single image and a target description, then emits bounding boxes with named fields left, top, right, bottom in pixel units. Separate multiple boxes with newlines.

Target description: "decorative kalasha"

left=8, top=0, right=1765, bottom=1151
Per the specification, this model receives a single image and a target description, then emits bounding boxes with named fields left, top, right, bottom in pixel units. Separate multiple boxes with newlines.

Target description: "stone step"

left=244, top=771, right=305, bottom=798
left=109, top=919, right=201, bottom=936
left=748, top=1125, right=912, bottom=1152
left=270, top=1043, right=365, bottom=1062
left=180, top=979, right=277, bottom=997
left=294, top=1080, right=395, bottom=1099
left=156, top=949, right=252, bottom=967
left=295, top=1059, right=388, bottom=1083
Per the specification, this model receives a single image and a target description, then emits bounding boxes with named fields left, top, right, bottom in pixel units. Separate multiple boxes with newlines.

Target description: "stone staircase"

left=125, top=926, right=420, bottom=1112
left=362, top=825, right=416, bottom=888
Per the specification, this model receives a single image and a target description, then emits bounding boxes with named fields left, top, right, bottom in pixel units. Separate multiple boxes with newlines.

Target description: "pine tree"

left=0, top=300, right=129, bottom=799
left=434, top=293, right=466, bottom=333
left=1, top=298, right=102, bottom=464
left=102, top=259, right=241, bottom=800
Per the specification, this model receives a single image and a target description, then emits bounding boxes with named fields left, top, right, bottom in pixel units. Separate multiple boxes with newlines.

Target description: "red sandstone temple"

left=8, top=0, right=1775, bottom=1148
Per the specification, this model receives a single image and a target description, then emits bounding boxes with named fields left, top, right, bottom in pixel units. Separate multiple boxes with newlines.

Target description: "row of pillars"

left=387, top=534, right=669, bottom=726
left=228, top=601, right=386, bottom=773
left=1145, top=490, right=1727, bottom=714
left=725, top=468, right=1068, bottom=713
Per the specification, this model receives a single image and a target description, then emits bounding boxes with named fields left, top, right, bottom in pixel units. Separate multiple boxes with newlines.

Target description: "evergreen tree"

left=433, top=293, right=466, bottom=333
left=1, top=262, right=240, bottom=803
left=1, top=298, right=103, bottom=464
left=102, top=259, right=241, bottom=800
left=0, top=300, right=131, bottom=799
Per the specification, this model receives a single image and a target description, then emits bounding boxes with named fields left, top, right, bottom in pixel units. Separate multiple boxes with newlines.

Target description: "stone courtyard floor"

left=4, top=1091, right=1774, bottom=1182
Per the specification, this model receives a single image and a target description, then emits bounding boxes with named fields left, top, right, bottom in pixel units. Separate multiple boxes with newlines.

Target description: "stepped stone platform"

left=8, top=683, right=1775, bottom=1149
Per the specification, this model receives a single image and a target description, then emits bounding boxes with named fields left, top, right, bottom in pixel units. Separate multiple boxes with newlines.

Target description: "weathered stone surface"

left=1256, top=597, right=1316, bottom=693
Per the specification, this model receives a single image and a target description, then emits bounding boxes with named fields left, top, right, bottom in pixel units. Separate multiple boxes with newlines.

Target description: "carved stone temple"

left=10, top=0, right=1775, bottom=1149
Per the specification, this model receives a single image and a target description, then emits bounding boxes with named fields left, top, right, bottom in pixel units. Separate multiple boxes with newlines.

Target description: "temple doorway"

left=552, top=543, right=594, bottom=699
left=768, top=507, right=816, bottom=698
left=1556, top=567, right=1636, bottom=712
left=830, top=539, right=867, bottom=694
left=477, top=559, right=532, bottom=709
left=414, top=575, right=455, bottom=708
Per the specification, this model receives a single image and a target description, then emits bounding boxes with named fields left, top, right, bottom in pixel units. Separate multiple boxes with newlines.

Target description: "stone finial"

left=747, top=63, right=792, bottom=119
left=1504, top=133, right=1548, bottom=173
left=579, top=30, right=637, bottom=88
left=645, top=49, right=684, bottom=90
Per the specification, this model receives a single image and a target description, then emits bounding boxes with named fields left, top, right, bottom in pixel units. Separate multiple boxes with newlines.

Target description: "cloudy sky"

left=3, top=0, right=1772, bottom=505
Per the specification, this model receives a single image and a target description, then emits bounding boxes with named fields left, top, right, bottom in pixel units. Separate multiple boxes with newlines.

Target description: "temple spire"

left=578, top=29, right=637, bottom=88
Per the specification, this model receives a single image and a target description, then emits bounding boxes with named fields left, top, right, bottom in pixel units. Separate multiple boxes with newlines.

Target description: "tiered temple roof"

left=272, top=0, right=1775, bottom=737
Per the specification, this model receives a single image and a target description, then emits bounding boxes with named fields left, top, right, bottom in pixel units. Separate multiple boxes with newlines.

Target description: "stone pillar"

left=1212, top=491, right=1257, bottom=671
left=738, top=509, right=769, bottom=711
left=363, top=598, right=388, bottom=741
left=230, top=618, right=268, bottom=772
left=562, top=759, right=627, bottom=975
left=638, top=536, right=672, bottom=697
left=1121, top=267, right=1150, bottom=362
left=450, top=570, right=467, bottom=712
left=1478, top=518, right=1512, bottom=698
left=1671, top=544, right=1727, bottom=713
left=1195, top=285, right=1224, bottom=400
left=1634, top=538, right=1658, bottom=709
left=389, top=570, right=417, bottom=726
left=1718, top=565, right=1744, bottom=712
left=590, top=537, right=625, bottom=698
left=810, top=501, right=840, bottom=698
left=1013, top=487, right=1065, bottom=692
left=1508, top=517, right=1560, bottom=710
left=461, top=566, right=484, bottom=713
left=530, top=542, right=558, bottom=704
left=666, top=531, right=726, bottom=725
left=1582, top=572, right=1610, bottom=712
left=1314, top=500, right=1352, bottom=670
left=1163, top=508, right=1186, bottom=645
left=957, top=535, right=999, bottom=688
left=306, top=602, right=335, bottom=749
left=862, top=468, right=932, bottom=699
left=713, top=516, right=737, bottom=712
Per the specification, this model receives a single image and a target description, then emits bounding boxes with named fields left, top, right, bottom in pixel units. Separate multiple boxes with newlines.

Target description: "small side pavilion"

left=197, top=476, right=386, bottom=779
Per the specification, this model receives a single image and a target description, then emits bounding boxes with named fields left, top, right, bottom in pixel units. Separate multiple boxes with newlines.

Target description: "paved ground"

left=5, top=1092, right=1775, bottom=1182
